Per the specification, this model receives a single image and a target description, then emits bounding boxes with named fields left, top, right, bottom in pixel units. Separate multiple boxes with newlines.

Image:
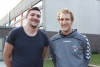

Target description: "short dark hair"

left=26, top=7, right=41, bottom=16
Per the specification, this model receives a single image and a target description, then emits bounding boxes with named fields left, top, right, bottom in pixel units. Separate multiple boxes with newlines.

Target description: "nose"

left=34, top=15, right=38, bottom=19
left=62, top=20, right=66, bottom=24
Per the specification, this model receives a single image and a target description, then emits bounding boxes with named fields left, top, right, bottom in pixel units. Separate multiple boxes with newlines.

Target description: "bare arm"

left=42, top=46, right=49, bottom=61
left=3, top=42, right=14, bottom=67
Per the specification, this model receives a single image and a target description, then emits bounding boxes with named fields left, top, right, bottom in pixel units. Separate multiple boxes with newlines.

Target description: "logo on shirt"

left=73, top=45, right=78, bottom=51
left=63, top=40, right=71, bottom=42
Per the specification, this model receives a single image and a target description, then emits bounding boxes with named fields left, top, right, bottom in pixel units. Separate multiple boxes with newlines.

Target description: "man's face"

left=58, top=13, right=73, bottom=32
left=26, top=10, right=41, bottom=28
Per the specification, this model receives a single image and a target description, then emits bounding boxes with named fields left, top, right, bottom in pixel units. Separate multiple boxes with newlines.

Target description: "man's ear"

left=71, top=19, right=74, bottom=24
left=26, top=15, right=27, bottom=18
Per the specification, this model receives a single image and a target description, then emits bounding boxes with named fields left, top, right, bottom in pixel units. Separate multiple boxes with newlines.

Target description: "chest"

left=53, top=38, right=83, bottom=54
left=14, top=33, right=45, bottom=51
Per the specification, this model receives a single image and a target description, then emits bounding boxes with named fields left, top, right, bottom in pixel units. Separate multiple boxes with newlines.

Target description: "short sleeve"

left=6, top=29, right=17, bottom=46
left=44, top=34, right=49, bottom=46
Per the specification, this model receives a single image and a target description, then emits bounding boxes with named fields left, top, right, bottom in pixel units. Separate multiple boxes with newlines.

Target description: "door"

left=0, top=37, right=4, bottom=61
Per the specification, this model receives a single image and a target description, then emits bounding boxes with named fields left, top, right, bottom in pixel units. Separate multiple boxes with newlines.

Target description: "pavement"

left=0, top=62, right=6, bottom=67
left=89, top=64, right=100, bottom=67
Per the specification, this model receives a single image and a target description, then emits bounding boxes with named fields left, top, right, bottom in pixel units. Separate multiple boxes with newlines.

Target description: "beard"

left=62, top=26, right=72, bottom=34
left=62, top=26, right=70, bottom=31
left=30, top=23, right=38, bottom=29
left=30, top=19, right=40, bottom=28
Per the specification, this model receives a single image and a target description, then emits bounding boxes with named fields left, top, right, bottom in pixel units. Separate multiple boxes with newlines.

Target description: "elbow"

left=3, top=54, right=6, bottom=61
left=3, top=54, right=10, bottom=62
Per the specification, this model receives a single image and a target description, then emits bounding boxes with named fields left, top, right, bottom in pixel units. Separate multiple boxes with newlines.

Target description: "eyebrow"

left=31, top=13, right=40, bottom=15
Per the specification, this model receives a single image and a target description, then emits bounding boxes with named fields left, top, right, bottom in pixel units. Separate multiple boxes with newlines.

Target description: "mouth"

left=31, top=19, right=37, bottom=23
left=30, top=19, right=40, bottom=26
left=62, top=25, right=68, bottom=27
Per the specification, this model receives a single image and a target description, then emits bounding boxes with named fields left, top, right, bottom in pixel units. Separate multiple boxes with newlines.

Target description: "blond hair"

left=57, top=8, right=74, bottom=21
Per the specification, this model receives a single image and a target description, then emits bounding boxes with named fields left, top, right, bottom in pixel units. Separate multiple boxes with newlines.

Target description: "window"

left=0, top=37, right=4, bottom=61
left=22, top=18, right=27, bottom=26
left=15, top=22, right=20, bottom=27
left=32, top=1, right=42, bottom=7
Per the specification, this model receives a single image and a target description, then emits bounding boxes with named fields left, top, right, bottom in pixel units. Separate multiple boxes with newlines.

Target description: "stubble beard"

left=29, top=20, right=39, bottom=29
left=62, top=26, right=72, bottom=34
left=30, top=23, right=37, bottom=29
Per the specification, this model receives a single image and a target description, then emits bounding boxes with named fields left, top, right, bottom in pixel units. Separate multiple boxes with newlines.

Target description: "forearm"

left=3, top=58, right=12, bottom=67
left=42, top=55, right=46, bottom=61
left=42, top=51, right=47, bottom=61
left=3, top=42, right=14, bottom=67
left=42, top=46, right=48, bottom=60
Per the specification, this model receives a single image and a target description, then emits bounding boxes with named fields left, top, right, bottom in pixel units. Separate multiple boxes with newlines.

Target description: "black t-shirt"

left=6, top=26, right=49, bottom=67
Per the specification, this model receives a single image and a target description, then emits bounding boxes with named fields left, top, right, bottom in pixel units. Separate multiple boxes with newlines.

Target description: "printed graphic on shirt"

left=63, top=40, right=71, bottom=42
left=73, top=45, right=78, bottom=52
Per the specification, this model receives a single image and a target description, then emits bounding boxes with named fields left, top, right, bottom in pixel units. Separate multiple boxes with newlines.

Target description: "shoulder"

left=38, top=29, right=47, bottom=36
left=74, top=32, right=89, bottom=42
left=38, top=29, right=49, bottom=41
left=38, top=29, right=49, bottom=46
left=79, top=33, right=88, bottom=41
left=11, top=26, right=23, bottom=32
left=81, top=34, right=89, bottom=43
left=50, top=33, right=62, bottom=42
left=8, top=26, right=23, bottom=36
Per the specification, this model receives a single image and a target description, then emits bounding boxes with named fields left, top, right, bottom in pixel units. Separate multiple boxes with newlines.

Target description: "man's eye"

left=37, top=15, right=41, bottom=18
left=31, top=14, right=35, bottom=16
left=60, top=19, right=64, bottom=21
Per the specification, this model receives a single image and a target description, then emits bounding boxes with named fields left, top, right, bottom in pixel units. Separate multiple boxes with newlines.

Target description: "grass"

left=90, top=54, right=100, bottom=66
left=44, top=54, right=100, bottom=67
left=44, top=58, right=54, bottom=67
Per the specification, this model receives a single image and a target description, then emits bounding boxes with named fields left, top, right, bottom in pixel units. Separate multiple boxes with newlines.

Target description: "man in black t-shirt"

left=3, top=7, right=49, bottom=67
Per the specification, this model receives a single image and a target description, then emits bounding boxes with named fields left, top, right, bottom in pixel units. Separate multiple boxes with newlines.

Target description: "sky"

left=0, top=0, right=22, bottom=20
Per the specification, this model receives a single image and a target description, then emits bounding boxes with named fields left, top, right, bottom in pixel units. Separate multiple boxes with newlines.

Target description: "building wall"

left=0, top=27, right=13, bottom=37
left=0, top=27, right=13, bottom=61
left=0, top=27, right=14, bottom=46
left=43, top=0, right=100, bottom=35
left=84, top=34, right=100, bottom=52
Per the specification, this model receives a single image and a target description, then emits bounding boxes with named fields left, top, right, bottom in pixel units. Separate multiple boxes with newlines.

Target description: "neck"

left=25, top=23, right=38, bottom=31
left=23, top=24, right=38, bottom=36
left=62, top=29, right=72, bottom=35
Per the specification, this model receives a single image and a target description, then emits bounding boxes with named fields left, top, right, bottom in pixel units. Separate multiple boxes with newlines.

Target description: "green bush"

left=91, top=50, right=100, bottom=54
